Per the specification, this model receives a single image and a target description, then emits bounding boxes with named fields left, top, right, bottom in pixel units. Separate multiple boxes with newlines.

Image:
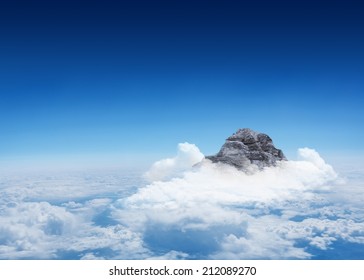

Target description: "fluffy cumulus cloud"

left=0, top=143, right=363, bottom=259
left=112, top=144, right=364, bottom=259
left=115, top=147, right=338, bottom=228
left=144, top=142, right=204, bottom=182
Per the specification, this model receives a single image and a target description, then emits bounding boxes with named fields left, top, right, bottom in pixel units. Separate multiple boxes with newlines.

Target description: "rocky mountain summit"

left=206, top=128, right=286, bottom=170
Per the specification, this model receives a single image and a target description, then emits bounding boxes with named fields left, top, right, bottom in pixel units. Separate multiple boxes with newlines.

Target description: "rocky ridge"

left=206, top=128, right=286, bottom=170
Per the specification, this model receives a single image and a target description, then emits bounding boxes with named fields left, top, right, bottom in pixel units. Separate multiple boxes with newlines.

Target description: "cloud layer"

left=0, top=143, right=363, bottom=259
left=113, top=144, right=363, bottom=259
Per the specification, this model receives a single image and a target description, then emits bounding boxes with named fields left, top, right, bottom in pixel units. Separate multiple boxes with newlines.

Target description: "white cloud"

left=275, top=218, right=364, bottom=247
left=147, top=250, right=189, bottom=260
left=211, top=232, right=311, bottom=259
left=116, top=147, right=338, bottom=229
left=144, top=142, right=204, bottom=182
left=0, top=171, right=151, bottom=260
left=0, top=201, right=77, bottom=259
left=296, top=147, right=338, bottom=185
left=111, top=144, right=364, bottom=259
left=80, top=253, right=105, bottom=260
left=0, top=200, right=151, bottom=259
left=0, top=170, right=144, bottom=202
left=0, top=143, right=363, bottom=260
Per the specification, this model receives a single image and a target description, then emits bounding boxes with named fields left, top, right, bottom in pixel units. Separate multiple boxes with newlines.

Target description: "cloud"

left=144, top=142, right=204, bottom=182
left=0, top=201, right=77, bottom=259
left=0, top=169, right=144, bottom=203
left=0, top=171, right=150, bottom=260
left=116, top=146, right=338, bottom=228
left=0, top=143, right=363, bottom=259
left=111, top=143, right=364, bottom=259
left=0, top=199, right=151, bottom=259
left=296, top=147, right=338, bottom=185
left=211, top=232, right=311, bottom=259
left=146, top=250, right=189, bottom=260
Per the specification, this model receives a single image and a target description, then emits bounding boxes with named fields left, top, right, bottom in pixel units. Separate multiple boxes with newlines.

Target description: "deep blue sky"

left=1, top=0, right=363, bottom=167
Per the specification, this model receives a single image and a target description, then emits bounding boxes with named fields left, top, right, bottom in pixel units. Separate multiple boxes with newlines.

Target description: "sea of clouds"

left=0, top=143, right=363, bottom=259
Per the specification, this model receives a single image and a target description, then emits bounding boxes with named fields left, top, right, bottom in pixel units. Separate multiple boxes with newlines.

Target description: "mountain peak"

left=206, top=128, right=286, bottom=170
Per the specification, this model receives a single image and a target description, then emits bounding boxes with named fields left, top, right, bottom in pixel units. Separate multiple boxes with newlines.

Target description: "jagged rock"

left=206, top=128, right=286, bottom=170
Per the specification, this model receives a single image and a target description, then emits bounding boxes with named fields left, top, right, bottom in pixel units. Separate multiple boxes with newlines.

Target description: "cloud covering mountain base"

left=0, top=143, right=363, bottom=259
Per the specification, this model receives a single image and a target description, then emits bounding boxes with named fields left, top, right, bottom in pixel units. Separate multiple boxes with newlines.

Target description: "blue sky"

left=1, top=0, right=363, bottom=168
left=0, top=1, right=364, bottom=261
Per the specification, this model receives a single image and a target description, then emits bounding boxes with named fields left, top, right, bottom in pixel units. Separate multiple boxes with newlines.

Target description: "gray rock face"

left=206, top=128, right=286, bottom=170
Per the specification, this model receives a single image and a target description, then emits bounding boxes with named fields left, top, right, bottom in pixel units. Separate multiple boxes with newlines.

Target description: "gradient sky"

left=1, top=0, right=363, bottom=168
